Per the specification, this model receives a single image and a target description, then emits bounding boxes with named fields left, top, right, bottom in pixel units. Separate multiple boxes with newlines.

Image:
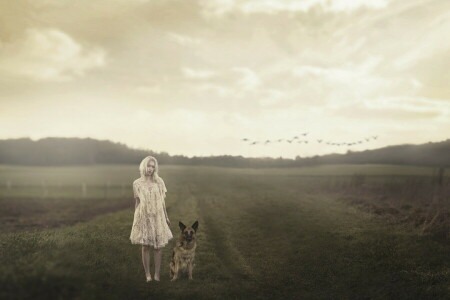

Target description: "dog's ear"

left=192, top=221, right=199, bottom=232
left=179, top=221, right=186, bottom=231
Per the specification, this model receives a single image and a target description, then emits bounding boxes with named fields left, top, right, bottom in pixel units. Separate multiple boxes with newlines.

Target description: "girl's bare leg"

left=154, top=248, right=162, bottom=281
left=142, top=245, right=152, bottom=281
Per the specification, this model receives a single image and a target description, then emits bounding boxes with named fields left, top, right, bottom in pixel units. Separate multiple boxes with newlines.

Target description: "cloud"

left=195, top=83, right=234, bottom=97
left=231, top=67, right=261, bottom=91
left=259, top=89, right=285, bottom=106
left=182, top=67, right=217, bottom=79
left=393, top=12, right=450, bottom=71
left=364, top=96, right=450, bottom=118
left=135, top=86, right=162, bottom=94
left=328, top=96, right=449, bottom=121
left=167, top=32, right=202, bottom=46
left=288, top=57, right=388, bottom=106
left=200, top=0, right=389, bottom=16
left=0, top=28, right=105, bottom=81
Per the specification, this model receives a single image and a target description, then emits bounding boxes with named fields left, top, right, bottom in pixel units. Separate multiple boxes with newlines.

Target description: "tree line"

left=0, top=137, right=449, bottom=168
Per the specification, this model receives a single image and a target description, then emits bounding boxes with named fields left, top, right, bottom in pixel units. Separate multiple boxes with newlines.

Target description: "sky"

left=0, top=0, right=449, bottom=159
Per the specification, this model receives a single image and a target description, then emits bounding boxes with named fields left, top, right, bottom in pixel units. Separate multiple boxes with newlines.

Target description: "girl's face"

left=146, top=160, right=156, bottom=176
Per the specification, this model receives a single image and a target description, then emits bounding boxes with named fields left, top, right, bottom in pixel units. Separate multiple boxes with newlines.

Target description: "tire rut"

left=193, top=184, right=253, bottom=283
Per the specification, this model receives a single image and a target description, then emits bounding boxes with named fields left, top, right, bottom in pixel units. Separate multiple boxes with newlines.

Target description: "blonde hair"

left=139, top=156, right=162, bottom=182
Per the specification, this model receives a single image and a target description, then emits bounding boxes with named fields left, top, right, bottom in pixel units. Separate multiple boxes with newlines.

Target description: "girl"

left=130, top=156, right=173, bottom=282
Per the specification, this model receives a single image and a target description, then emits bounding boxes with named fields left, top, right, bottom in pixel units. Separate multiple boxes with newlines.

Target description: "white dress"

left=130, top=177, right=173, bottom=248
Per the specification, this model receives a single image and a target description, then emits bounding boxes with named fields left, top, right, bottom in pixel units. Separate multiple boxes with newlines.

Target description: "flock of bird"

left=241, top=132, right=379, bottom=146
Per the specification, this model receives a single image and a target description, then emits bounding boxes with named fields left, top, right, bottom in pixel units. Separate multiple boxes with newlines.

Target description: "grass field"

left=0, top=164, right=449, bottom=299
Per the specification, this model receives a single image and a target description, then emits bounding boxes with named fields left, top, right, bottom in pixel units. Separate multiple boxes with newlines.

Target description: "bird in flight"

left=317, top=139, right=322, bottom=143
left=241, top=138, right=249, bottom=141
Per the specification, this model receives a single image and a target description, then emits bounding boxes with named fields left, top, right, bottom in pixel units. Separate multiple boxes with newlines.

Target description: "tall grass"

left=333, top=172, right=450, bottom=239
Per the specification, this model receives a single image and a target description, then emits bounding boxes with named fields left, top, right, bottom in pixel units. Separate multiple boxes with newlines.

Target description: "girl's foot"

left=146, top=274, right=152, bottom=282
left=154, top=274, right=160, bottom=281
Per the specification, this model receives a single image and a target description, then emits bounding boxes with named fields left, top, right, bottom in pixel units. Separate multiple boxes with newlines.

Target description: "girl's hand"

left=166, top=217, right=171, bottom=226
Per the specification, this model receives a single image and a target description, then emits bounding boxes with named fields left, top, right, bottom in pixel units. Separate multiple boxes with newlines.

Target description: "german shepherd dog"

left=170, top=221, right=199, bottom=281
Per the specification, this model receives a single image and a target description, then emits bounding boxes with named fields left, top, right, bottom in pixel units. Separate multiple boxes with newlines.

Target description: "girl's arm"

left=133, top=182, right=139, bottom=209
left=162, top=200, right=170, bottom=226
left=162, top=200, right=169, bottom=219
left=135, top=197, right=140, bottom=209
left=159, top=178, right=169, bottom=220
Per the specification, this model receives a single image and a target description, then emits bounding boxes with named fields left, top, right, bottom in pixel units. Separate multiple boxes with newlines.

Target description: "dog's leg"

left=169, top=250, right=176, bottom=280
left=188, top=259, right=194, bottom=280
left=170, top=260, right=175, bottom=279
left=171, top=259, right=179, bottom=281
